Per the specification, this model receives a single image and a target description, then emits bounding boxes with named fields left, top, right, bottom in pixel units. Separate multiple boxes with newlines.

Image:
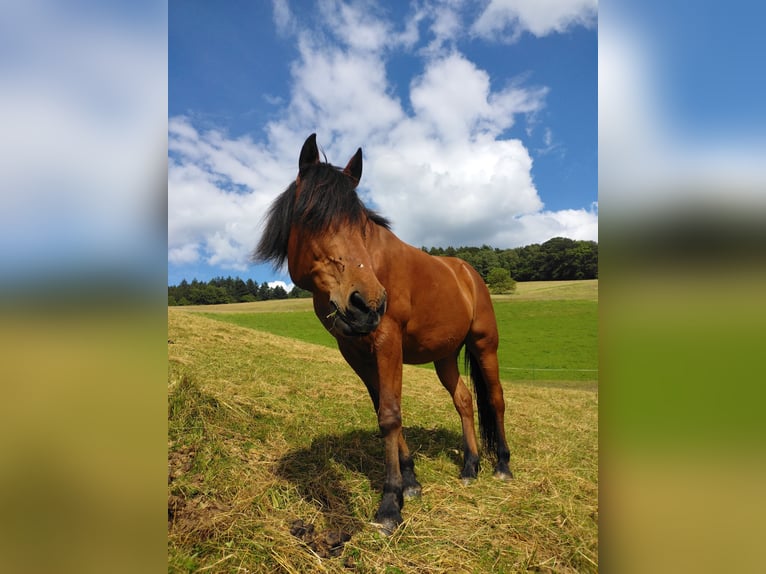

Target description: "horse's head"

left=284, top=134, right=388, bottom=337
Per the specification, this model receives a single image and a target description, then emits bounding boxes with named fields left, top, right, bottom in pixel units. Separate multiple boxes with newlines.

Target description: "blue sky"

left=168, top=0, right=598, bottom=287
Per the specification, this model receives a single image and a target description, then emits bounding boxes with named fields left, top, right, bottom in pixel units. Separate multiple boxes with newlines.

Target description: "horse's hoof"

left=374, top=518, right=400, bottom=536
left=374, top=500, right=402, bottom=536
left=460, top=476, right=476, bottom=486
left=494, top=469, right=513, bottom=481
left=403, top=484, right=422, bottom=499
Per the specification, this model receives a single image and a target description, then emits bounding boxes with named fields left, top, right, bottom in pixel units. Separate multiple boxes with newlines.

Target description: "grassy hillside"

left=168, top=283, right=598, bottom=572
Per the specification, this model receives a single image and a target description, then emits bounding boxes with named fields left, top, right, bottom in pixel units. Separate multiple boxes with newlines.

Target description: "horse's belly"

left=401, top=323, right=468, bottom=364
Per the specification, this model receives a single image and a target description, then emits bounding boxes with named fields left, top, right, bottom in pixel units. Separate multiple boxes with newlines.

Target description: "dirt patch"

left=168, top=493, right=232, bottom=540
left=168, top=443, right=195, bottom=483
left=290, top=518, right=352, bottom=559
left=168, top=443, right=232, bottom=539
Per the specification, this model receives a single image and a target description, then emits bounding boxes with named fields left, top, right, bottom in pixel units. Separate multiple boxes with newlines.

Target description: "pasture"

left=168, top=280, right=598, bottom=572
left=196, top=279, right=597, bottom=386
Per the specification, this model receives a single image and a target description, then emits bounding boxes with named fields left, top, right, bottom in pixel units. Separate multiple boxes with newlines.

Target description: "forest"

left=168, top=237, right=597, bottom=305
left=423, top=237, right=598, bottom=282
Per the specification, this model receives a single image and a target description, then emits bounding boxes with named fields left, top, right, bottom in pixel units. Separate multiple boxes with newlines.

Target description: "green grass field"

left=168, top=280, right=598, bottom=572
left=197, top=280, right=597, bottom=386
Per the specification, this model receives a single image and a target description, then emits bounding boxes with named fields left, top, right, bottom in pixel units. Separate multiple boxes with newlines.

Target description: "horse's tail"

left=464, top=348, right=498, bottom=457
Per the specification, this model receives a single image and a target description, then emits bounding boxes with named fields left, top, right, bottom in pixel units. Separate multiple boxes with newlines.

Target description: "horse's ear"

left=298, top=133, right=319, bottom=175
left=343, top=147, right=363, bottom=189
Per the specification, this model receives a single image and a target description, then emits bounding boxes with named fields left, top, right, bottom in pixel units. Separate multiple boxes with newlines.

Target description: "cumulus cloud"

left=268, top=280, right=294, bottom=292
left=473, top=0, right=598, bottom=41
left=364, top=51, right=551, bottom=246
left=410, top=0, right=464, bottom=55
left=408, top=52, right=546, bottom=141
left=368, top=132, right=597, bottom=248
left=284, top=36, right=404, bottom=146
left=271, top=0, right=295, bottom=37
left=168, top=0, right=598, bottom=275
left=168, top=118, right=289, bottom=271
left=320, top=0, right=395, bottom=52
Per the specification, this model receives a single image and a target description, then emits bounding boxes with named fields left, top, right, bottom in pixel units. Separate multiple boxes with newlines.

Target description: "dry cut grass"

left=168, top=308, right=597, bottom=573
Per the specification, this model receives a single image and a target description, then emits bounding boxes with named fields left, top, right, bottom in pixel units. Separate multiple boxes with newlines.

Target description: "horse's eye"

left=327, top=256, right=345, bottom=272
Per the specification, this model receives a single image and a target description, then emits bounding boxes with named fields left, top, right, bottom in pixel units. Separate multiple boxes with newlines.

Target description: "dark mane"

left=253, top=162, right=391, bottom=268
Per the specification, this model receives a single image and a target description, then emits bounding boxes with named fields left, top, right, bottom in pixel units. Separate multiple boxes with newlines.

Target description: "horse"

left=254, top=134, right=512, bottom=535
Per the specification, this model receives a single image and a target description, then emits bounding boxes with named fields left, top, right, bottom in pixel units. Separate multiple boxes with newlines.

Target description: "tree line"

left=168, top=237, right=597, bottom=305
left=168, top=277, right=311, bottom=306
left=422, top=237, right=597, bottom=282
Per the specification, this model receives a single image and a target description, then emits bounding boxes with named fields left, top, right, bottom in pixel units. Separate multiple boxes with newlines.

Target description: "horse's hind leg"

left=434, top=355, right=481, bottom=483
left=467, top=340, right=513, bottom=480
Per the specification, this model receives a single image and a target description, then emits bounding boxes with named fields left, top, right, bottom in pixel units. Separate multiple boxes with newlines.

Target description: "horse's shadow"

left=275, top=426, right=463, bottom=534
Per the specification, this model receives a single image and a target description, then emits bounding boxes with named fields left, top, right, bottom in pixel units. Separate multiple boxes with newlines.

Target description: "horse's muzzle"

left=335, top=290, right=386, bottom=336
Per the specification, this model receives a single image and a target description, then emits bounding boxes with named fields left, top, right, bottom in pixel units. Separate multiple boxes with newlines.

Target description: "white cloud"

left=285, top=36, right=404, bottom=146
left=268, top=280, right=294, bottom=292
left=367, top=128, right=546, bottom=247
left=473, top=0, right=597, bottom=41
left=168, top=243, right=201, bottom=266
left=351, top=52, right=550, bottom=247
left=512, top=207, right=598, bottom=243
left=272, top=0, right=295, bottom=37
left=408, top=52, right=540, bottom=141
left=168, top=117, right=290, bottom=272
left=320, top=0, right=393, bottom=52
left=415, top=0, right=464, bottom=55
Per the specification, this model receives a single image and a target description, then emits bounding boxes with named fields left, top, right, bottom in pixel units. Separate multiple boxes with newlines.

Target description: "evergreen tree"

left=289, top=286, right=312, bottom=298
left=258, top=282, right=272, bottom=300
left=272, top=285, right=288, bottom=299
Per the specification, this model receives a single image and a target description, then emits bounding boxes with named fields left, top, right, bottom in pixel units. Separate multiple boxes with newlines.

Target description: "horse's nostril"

left=349, top=291, right=370, bottom=313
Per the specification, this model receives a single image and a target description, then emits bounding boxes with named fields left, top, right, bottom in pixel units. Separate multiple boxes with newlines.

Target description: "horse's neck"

left=367, top=222, right=407, bottom=252
left=366, top=223, right=420, bottom=273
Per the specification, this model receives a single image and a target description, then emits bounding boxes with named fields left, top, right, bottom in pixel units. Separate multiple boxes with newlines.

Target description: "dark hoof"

left=403, top=483, right=422, bottom=499
left=375, top=489, right=403, bottom=535
left=374, top=516, right=401, bottom=536
left=494, top=462, right=514, bottom=480
left=460, top=464, right=478, bottom=485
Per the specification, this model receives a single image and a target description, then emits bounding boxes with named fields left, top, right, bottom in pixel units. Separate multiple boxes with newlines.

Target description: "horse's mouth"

left=327, top=302, right=379, bottom=337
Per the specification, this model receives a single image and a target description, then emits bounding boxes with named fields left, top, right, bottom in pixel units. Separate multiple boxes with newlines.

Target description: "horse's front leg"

left=338, top=336, right=407, bottom=535
left=373, top=346, right=405, bottom=535
left=358, top=371, right=419, bottom=500
left=376, top=411, right=403, bottom=534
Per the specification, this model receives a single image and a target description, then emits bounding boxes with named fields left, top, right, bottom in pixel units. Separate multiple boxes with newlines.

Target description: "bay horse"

left=255, top=134, right=512, bottom=534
